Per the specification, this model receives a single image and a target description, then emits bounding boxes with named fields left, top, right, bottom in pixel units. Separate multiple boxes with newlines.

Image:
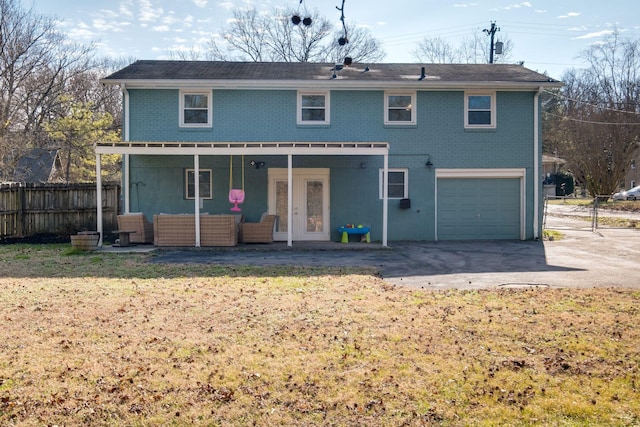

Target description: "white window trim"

left=297, top=91, right=330, bottom=125
left=384, top=91, right=416, bottom=125
left=185, top=168, right=213, bottom=200
left=464, top=91, right=496, bottom=129
left=179, top=89, right=213, bottom=128
left=379, top=168, right=409, bottom=199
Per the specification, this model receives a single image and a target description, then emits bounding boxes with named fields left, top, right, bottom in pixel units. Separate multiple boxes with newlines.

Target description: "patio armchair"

left=239, top=213, right=276, bottom=243
left=117, top=212, right=154, bottom=244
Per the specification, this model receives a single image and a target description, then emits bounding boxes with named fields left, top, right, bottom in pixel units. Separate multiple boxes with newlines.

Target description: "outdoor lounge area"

left=110, top=212, right=279, bottom=247
left=153, top=214, right=239, bottom=247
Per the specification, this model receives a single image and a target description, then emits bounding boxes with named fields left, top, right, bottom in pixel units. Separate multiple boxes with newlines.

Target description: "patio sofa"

left=153, top=214, right=238, bottom=247
left=239, top=213, right=276, bottom=243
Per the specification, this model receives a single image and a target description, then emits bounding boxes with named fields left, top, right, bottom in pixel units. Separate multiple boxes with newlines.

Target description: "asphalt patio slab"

left=141, top=208, right=640, bottom=289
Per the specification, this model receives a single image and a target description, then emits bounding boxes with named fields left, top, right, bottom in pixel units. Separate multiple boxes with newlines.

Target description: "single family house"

left=95, top=60, right=561, bottom=247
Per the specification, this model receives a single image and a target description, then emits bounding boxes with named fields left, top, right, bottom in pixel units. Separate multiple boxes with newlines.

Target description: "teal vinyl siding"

left=125, top=88, right=540, bottom=241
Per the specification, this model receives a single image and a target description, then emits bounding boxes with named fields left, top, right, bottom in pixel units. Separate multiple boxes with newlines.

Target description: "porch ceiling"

left=95, top=141, right=389, bottom=156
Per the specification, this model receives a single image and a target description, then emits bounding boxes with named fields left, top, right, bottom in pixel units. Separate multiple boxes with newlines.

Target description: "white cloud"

left=575, top=30, right=615, bottom=40
left=139, top=0, right=164, bottom=22
left=193, top=0, right=208, bottom=7
left=218, top=2, right=234, bottom=11
left=453, top=3, right=478, bottom=7
left=558, top=12, right=581, bottom=19
left=98, top=8, right=119, bottom=19
left=153, top=24, right=171, bottom=32
left=503, top=2, right=532, bottom=10
left=67, top=21, right=96, bottom=40
left=162, top=13, right=180, bottom=25
left=119, top=1, right=134, bottom=18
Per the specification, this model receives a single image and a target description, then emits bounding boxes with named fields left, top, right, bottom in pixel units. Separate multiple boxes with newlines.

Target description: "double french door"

left=268, top=168, right=330, bottom=241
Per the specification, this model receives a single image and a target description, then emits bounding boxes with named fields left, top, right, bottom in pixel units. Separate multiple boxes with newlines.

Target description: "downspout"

left=382, top=153, right=388, bottom=247
left=96, top=154, right=103, bottom=247
left=533, top=86, right=543, bottom=239
left=121, top=83, right=131, bottom=214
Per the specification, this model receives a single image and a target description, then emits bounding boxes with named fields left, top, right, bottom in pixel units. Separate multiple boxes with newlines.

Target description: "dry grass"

left=1, top=245, right=639, bottom=426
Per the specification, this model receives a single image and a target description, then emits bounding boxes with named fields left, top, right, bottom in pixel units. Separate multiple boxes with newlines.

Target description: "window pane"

left=388, top=185, right=405, bottom=198
left=184, top=94, right=208, bottom=109
left=388, top=95, right=411, bottom=108
left=468, top=95, right=491, bottom=110
left=302, top=109, right=326, bottom=121
left=199, top=171, right=211, bottom=198
left=388, top=172, right=405, bottom=184
left=468, top=111, right=491, bottom=125
left=184, top=109, right=208, bottom=124
left=388, top=109, right=412, bottom=122
left=302, top=95, right=325, bottom=108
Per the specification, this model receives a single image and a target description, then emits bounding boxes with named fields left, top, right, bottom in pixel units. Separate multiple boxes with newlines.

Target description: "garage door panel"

left=437, top=178, right=521, bottom=240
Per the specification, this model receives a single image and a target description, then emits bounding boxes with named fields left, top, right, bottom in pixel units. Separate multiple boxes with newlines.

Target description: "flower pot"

left=70, top=231, right=100, bottom=251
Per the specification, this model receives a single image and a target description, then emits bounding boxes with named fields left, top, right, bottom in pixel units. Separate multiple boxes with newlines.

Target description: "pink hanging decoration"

left=229, top=189, right=245, bottom=212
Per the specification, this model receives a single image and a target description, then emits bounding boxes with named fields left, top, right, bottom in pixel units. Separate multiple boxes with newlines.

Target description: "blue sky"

left=23, top=0, right=640, bottom=79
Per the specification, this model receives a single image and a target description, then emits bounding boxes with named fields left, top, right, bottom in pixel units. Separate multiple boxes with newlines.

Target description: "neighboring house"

left=13, top=148, right=63, bottom=183
left=95, top=60, right=561, bottom=246
left=542, top=153, right=566, bottom=180
left=623, top=158, right=640, bottom=190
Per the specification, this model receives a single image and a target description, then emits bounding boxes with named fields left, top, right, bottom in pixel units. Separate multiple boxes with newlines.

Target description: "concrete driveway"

left=149, top=205, right=640, bottom=289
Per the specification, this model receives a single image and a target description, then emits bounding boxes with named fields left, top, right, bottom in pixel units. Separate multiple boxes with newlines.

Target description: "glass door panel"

left=275, top=180, right=288, bottom=233
left=305, top=180, right=324, bottom=233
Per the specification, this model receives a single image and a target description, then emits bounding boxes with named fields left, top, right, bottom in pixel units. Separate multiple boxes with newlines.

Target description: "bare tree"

left=0, top=0, right=94, bottom=180
left=412, top=30, right=514, bottom=64
left=265, top=9, right=333, bottom=62
left=320, top=24, right=386, bottom=64
left=544, top=32, right=640, bottom=197
left=207, top=6, right=385, bottom=63
left=411, top=37, right=458, bottom=64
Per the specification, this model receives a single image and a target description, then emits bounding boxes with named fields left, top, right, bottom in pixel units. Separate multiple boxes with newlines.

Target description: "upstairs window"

left=385, top=92, right=416, bottom=125
left=298, top=92, right=330, bottom=124
left=180, top=90, right=212, bottom=127
left=379, top=168, right=408, bottom=199
left=465, top=92, right=496, bottom=128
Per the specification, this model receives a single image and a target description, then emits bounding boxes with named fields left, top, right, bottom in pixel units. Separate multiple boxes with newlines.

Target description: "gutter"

left=101, top=78, right=563, bottom=92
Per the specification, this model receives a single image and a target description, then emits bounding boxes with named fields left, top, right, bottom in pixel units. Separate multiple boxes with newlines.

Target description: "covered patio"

left=94, top=141, right=390, bottom=248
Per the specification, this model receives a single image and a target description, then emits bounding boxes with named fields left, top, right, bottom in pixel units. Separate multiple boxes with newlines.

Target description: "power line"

left=545, top=112, right=640, bottom=125
left=544, top=90, right=640, bottom=116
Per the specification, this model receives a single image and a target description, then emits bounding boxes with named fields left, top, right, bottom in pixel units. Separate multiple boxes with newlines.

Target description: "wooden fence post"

left=17, top=185, right=25, bottom=237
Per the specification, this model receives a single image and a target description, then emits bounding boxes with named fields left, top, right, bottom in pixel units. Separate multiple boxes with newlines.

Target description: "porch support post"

left=533, top=86, right=543, bottom=240
left=287, top=154, right=293, bottom=247
left=382, top=153, right=388, bottom=247
left=96, top=153, right=103, bottom=247
left=194, top=154, right=201, bottom=247
left=124, top=154, right=130, bottom=213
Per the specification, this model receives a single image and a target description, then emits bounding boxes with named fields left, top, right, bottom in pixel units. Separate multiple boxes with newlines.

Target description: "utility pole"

left=483, top=21, right=500, bottom=64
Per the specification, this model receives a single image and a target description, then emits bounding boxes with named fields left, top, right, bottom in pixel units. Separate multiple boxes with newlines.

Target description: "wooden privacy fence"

left=0, top=183, right=120, bottom=238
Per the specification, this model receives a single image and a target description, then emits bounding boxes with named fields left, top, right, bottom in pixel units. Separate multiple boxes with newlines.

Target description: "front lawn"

left=1, top=245, right=638, bottom=426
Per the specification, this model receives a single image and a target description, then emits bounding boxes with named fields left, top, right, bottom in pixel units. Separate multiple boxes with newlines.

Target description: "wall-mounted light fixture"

left=249, top=160, right=265, bottom=169
left=425, top=154, right=433, bottom=169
